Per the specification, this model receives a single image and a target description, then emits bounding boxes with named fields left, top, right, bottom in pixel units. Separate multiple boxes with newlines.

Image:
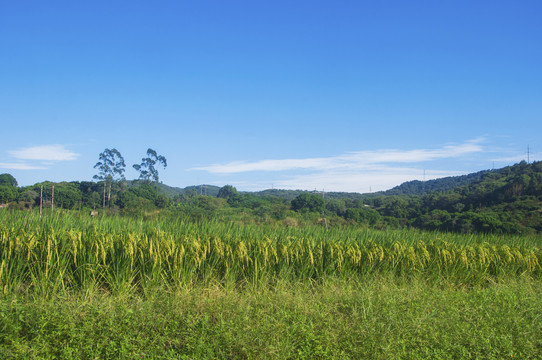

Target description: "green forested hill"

left=379, top=169, right=494, bottom=196
left=365, top=161, right=542, bottom=233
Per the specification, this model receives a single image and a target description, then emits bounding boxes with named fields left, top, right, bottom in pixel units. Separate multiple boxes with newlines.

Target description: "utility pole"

left=51, top=185, right=54, bottom=211
left=527, top=145, right=530, bottom=164
left=322, top=189, right=328, bottom=230
left=102, top=181, right=106, bottom=209
left=39, top=185, right=43, bottom=218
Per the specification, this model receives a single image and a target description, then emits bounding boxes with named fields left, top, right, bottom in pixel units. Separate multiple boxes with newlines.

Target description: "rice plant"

left=0, top=210, right=540, bottom=297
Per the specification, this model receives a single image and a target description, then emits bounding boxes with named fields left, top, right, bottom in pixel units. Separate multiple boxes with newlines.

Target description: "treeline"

left=1, top=161, right=541, bottom=234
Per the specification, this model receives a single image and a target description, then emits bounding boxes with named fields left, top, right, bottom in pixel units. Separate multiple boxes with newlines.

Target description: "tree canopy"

left=0, top=173, right=17, bottom=187
left=93, top=148, right=126, bottom=183
left=133, top=148, right=167, bottom=182
left=291, top=193, right=324, bottom=213
left=217, top=185, right=239, bottom=199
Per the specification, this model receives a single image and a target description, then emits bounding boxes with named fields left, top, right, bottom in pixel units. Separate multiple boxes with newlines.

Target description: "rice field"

left=1, top=210, right=540, bottom=297
left=1, top=210, right=542, bottom=358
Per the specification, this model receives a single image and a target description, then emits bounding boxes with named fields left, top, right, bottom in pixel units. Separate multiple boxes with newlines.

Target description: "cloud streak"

left=9, top=145, right=79, bottom=161
left=193, top=140, right=483, bottom=174
left=192, top=139, right=485, bottom=192
left=0, top=163, right=47, bottom=170
left=2, top=145, right=79, bottom=171
left=271, top=167, right=464, bottom=193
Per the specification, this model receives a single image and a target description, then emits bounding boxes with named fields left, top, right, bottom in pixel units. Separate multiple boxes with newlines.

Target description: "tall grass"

left=1, top=210, right=540, bottom=297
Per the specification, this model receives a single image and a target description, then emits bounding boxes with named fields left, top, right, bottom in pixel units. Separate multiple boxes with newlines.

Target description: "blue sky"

left=1, top=1, right=540, bottom=192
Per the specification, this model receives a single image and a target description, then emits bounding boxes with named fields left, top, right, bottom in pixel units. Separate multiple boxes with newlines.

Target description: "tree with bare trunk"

left=93, top=148, right=126, bottom=208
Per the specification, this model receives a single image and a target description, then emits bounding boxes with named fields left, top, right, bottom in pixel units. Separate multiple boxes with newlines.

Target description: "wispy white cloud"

left=193, top=139, right=483, bottom=174
left=0, top=163, right=47, bottom=170
left=1, top=145, right=79, bottom=171
left=271, top=167, right=464, bottom=193
left=226, top=166, right=465, bottom=193
left=191, top=139, right=486, bottom=192
left=9, top=145, right=79, bottom=161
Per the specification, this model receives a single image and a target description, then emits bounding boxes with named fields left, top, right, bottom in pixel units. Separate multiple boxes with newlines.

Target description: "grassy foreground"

left=1, top=278, right=541, bottom=359
left=1, top=210, right=541, bottom=358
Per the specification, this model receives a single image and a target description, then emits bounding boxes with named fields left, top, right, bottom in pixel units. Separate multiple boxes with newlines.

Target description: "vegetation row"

left=1, top=211, right=540, bottom=297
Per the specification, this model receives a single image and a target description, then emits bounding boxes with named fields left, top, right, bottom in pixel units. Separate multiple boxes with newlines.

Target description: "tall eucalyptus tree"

left=133, top=148, right=167, bottom=183
left=93, top=148, right=126, bottom=208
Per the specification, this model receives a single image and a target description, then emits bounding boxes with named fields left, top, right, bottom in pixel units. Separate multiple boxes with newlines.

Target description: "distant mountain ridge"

left=142, top=168, right=497, bottom=200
